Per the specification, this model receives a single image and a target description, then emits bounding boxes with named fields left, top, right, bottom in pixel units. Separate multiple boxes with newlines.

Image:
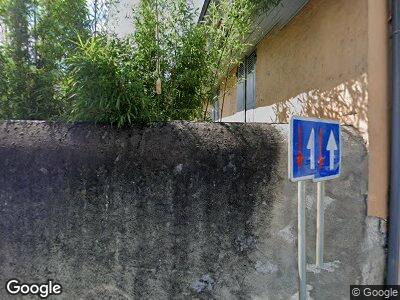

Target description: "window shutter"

left=212, top=99, right=220, bottom=121
left=236, top=63, right=246, bottom=113
left=245, top=52, right=256, bottom=110
left=246, top=51, right=257, bottom=73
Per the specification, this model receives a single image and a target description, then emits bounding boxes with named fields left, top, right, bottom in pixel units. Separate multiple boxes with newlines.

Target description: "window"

left=236, top=63, right=246, bottom=113
left=236, top=51, right=257, bottom=122
left=212, top=98, right=220, bottom=121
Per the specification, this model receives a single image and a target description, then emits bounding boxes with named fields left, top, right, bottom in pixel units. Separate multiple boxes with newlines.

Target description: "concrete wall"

left=0, top=121, right=384, bottom=299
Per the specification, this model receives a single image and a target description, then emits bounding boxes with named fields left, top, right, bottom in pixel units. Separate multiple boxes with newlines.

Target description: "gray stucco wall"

left=0, top=121, right=385, bottom=299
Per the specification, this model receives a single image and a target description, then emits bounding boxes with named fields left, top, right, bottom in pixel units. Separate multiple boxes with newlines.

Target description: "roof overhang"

left=198, top=0, right=212, bottom=23
left=199, top=0, right=309, bottom=52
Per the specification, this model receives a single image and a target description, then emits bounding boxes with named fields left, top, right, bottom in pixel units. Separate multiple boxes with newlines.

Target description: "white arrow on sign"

left=306, top=128, right=315, bottom=169
left=327, top=130, right=338, bottom=170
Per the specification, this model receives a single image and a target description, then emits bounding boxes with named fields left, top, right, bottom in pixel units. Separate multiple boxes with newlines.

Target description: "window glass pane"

left=212, top=99, right=220, bottom=121
left=236, top=63, right=246, bottom=112
left=245, top=51, right=256, bottom=110
left=246, top=51, right=257, bottom=75
left=237, top=80, right=245, bottom=112
left=246, top=72, right=256, bottom=110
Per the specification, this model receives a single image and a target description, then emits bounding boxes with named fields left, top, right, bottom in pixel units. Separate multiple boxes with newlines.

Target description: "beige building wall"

left=218, top=0, right=390, bottom=218
left=221, top=0, right=368, bottom=127
left=255, top=0, right=367, bottom=130
left=367, top=0, right=390, bottom=218
left=219, top=68, right=238, bottom=119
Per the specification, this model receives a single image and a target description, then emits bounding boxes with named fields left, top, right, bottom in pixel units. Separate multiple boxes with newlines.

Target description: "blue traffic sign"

left=289, top=116, right=341, bottom=182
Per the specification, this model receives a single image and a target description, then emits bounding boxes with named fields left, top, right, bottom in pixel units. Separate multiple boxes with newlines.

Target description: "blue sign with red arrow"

left=289, top=116, right=341, bottom=182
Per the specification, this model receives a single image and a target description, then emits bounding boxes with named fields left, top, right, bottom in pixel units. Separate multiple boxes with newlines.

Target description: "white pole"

left=298, top=181, right=307, bottom=300
left=316, top=181, right=325, bottom=267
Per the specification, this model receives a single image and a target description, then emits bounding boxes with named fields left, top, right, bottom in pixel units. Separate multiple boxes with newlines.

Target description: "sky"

left=108, top=0, right=205, bottom=37
left=193, top=0, right=205, bottom=12
left=0, top=1, right=205, bottom=42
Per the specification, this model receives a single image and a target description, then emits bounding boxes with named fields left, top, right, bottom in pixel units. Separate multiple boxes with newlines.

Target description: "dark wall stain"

left=0, top=121, right=281, bottom=299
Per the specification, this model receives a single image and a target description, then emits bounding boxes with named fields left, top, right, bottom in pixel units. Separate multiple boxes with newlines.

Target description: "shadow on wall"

left=0, top=121, right=283, bottom=299
left=219, top=74, right=368, bottom=143
left=271, top=74, right=368, bottom=140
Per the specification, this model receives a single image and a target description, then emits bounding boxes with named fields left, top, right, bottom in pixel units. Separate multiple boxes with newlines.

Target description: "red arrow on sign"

left=318, top=128, right=325, bottom=169
left=297, top=125, right=304, bottom=167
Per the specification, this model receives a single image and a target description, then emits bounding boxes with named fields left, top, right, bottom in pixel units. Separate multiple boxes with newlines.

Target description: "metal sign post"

left=289, top=116, right=341, bottom=299
left=298, top=181, right=307, bottom=300
left=316, top=181, right=325, bottom=267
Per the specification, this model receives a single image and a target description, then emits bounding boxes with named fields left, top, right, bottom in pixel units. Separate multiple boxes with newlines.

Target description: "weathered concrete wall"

left=0, top=121, right=384, bottom=299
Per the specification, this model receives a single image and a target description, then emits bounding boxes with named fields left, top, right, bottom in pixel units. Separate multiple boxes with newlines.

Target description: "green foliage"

left=200, top=0, right=255, bottom=109
left=0, top=0, right=117, bottom=120
left=66, top=36, right=154, bottom=126
left=0, top=0, right=260, bottom=125
left=251, top=0, right=282, bottom=13
left=0, top=0, right=91, bottom=119
left=0, top=46, right=11, bottom=117
left=36, top=0, right=90, bottom=65
left=88, top=0, right=120, bottom=35
left=132, top=0, right=210, bottom=120
left=34, top=0, right=91, bottom=118
left=67, top=0, right=211, bottom=125
left=67, top=0, right=254, bottom=126
left=0, top=0, right=33, bottom=119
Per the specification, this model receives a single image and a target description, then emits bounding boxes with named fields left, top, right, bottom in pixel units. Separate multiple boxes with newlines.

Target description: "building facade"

left=202, top=0, right=390, bottom=219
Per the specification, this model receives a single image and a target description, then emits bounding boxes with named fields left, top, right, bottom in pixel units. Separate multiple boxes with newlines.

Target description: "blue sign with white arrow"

left=289, top=116, right=341, bottom=182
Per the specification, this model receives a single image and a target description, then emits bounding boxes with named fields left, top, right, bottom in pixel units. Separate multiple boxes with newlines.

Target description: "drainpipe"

left=388, top=0, right=400, bottom=285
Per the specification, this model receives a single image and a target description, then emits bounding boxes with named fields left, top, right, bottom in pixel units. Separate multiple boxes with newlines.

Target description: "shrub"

left=66, top=36, right=156, bottom=126
left=67, top=0, right=212, bottom=125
